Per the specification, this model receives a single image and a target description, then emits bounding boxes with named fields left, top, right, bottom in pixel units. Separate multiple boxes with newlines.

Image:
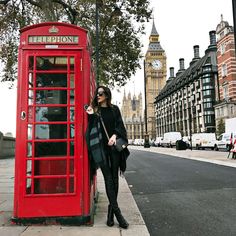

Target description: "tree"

left=216, top=118, right=225, bottom=136
left=0, top=0, right=152, bottom=87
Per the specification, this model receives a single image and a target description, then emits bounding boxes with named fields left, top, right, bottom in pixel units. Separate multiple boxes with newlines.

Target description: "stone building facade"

left=155, top=31, right=218, bottom=137
left=121, top=91, right=144, bottom=140
left=214, top=15, right=236, bottom=130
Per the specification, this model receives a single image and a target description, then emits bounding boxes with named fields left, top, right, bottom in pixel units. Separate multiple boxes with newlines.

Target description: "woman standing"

left=85, top=85, right=129, bottom=229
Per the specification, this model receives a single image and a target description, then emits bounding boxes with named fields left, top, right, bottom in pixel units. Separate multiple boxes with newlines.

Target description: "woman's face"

left=97, top=87, right=107, bottom=104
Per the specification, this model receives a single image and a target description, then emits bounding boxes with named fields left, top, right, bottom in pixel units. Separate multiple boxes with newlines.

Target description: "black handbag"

left=99, top=115, right=128, bottom=152
left=114, top=137, right=128, bottom=152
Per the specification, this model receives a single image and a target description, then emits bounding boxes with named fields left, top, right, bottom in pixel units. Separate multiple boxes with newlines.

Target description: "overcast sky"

left=0, top=0, right=234, bottom=136
left=112, top=0, right=234, bottom=104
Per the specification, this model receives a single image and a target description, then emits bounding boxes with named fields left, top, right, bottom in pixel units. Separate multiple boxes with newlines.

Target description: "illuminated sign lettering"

left=28, top=36, right=79, bottom=44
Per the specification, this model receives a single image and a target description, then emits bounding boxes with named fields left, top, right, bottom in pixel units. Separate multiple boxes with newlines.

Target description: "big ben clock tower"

left=145, top=21, right=167, bottom=139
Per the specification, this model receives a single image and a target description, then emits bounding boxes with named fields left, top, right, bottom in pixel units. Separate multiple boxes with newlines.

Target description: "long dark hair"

left=91, top=85, right=112, bottom=111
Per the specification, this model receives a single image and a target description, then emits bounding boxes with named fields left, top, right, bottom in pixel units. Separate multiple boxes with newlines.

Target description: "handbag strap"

left=99, top=113, right=110, bottom=141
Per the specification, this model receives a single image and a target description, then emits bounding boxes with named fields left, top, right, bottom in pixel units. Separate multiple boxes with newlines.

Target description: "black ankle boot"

left=113, top=208, right=129, bottom=229
left=107, top=205, right=114, bottom=227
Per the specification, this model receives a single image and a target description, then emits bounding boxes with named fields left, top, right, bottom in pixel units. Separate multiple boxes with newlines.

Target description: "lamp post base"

left=144, top=134, right=150, bottom=148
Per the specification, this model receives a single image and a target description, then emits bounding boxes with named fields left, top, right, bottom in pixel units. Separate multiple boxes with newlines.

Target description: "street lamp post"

left=143, top=60, right=150, bottom=148
left=187, top=86, right=192, bottom=150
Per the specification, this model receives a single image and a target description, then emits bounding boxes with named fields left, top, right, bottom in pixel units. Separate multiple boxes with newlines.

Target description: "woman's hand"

left=108, top=134, right=117, bottom=146
left=85, top=106, right=94, bottom=114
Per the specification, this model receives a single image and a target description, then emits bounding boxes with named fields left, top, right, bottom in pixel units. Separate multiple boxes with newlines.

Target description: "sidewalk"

left=0, top=157, right=149, bottom=236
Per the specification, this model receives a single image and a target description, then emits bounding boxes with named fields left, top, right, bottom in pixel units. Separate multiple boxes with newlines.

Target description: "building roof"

left=151, top=20, right=159, bottom=36
left=148, top=42, right=164, bottom=51
left=155, top=45, right=217, bottom=102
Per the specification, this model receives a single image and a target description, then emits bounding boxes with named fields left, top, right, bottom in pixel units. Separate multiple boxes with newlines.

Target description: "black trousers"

left=100, top=146, right=120, bottom=209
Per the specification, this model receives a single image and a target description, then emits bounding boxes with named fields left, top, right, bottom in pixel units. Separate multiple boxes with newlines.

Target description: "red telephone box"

left=13, top=22, right=96, bottom=224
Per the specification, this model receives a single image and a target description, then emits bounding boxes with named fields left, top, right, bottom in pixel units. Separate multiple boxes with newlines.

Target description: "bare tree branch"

left=53, top=0, right=78, bottom=24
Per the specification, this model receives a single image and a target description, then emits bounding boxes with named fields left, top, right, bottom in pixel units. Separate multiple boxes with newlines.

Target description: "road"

left=125, top=149, right=236, bottom=236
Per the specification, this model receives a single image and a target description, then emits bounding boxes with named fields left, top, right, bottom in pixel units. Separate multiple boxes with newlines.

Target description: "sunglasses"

left=97, top=91, right=105, bottom=97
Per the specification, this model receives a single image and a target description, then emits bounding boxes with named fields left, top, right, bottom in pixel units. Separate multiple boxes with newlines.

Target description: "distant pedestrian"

left=85, top=85, right=129, bottom=229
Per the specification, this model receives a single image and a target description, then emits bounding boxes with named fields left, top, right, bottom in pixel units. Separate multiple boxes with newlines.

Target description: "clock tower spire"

left=144, top=20, right=167, bottom=139
left=149, top=20, right=159, bottom=42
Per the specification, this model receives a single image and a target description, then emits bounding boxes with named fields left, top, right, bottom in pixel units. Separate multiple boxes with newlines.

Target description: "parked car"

left=161, top=132, right=182, bottom=148
left=133, top=139, right=144, bottom=146
left=133, top=139, right=140, bottom=146
left=128, top=139, right=134, bottom=145
left=140, top=139, right=145, bottom=146
left=191, top=133, right=217, bottom=150
left=154, top=137, right=163, bottom=147
left=215, top=132, right=236, bottom=151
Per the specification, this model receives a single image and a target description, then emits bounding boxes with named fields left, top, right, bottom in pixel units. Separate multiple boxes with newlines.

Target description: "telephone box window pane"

left=28, top=124, right=33, bottom=140
left=70, top=124, right=75, bottom=138
left=70, top=74, right=74, bottom=88
left=70, top=57, right=74, bottom=71
left=69, top=177, right=74, bottom=193
left=34, top=160, right=67, bottom=175
left=34, top=178, right=66, bottom=194
left=70, top=142, right=74, bottom=156
left=29, top=56, right=34, bottom=70
left=28, top=89, right=34, bottom=105
left=26, top=178, right=32, bottom=194
left=36, top=107, right=67, bottom=122
left=28, top=73, right=33, bottom=88
left=70, top=107, right=75, bottom=121
left=36, top=90, right=67, bottom=104
left=35, top=142, right=67, bottom=157
left=70, top=90, right=74, bottom=104
left=70, top=159, right=74, bottom=174
left=35, top=124, right=49, bottom=139
left=36, top=56, right=67, bottom=71
left=28, top=106, right=33, bottom=123
left=35, top=124, right=67, bottom=139
left=27, top=143, right=32, bottom=157
left=36, top=73, right=67, bottom=87
left=27, top=160, right=32, bottom=176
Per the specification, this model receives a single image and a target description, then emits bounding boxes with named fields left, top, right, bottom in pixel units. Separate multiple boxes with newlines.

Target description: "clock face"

left=152, top=60, right=162, bottom=70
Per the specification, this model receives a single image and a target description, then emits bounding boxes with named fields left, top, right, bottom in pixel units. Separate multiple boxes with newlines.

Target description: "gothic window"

left=220, top=43, right=226, bottom=54
left=202, top=77, right=211, bottom=84
left=202, top=90, right=212, bottom=96
left=204, top=115, right=213, bottom=124
left=131, top=99, right=136, bottom=111
left=223, top=84, right=229, bottom=100
left=203, top=102, right=213, bottom=108
left=221, top=64, right=227, bottom=77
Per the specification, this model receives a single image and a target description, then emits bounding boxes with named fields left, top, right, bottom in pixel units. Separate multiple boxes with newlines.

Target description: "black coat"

left=86, top=104, right=130, bottom=174
left=111, top=105, right=130, bottom=172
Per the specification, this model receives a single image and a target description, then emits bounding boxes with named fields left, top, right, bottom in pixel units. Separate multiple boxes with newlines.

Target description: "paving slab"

left=0, top=226, right=27, bottom=236
left=21, top=226, right=121, bottom=236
